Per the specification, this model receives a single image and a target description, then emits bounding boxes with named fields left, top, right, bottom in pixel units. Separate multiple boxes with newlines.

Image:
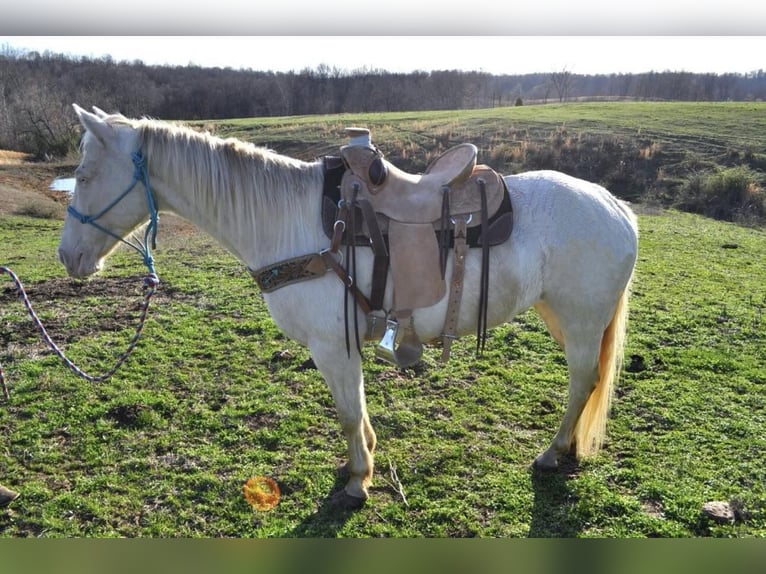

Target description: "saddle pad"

left=322, top=156, right=513, bottom=249
left=338, top=161, right=503, bottom=226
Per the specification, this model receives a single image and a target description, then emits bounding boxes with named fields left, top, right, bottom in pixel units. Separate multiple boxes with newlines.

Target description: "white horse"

left=59, top=105, right=639, bottom=507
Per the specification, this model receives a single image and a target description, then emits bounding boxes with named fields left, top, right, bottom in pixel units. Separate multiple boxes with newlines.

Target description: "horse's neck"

left=149, top=148, right=328, bottom=270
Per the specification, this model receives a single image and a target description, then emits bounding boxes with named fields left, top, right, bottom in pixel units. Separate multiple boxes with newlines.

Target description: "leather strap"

left=249, top=250, right=373, bottom=320
left=439, top=185, right=450, bottom=278
left=331, top=202, right=349, bottom=253
left=477, top=179, right=490, bottom=354
left=250, top=253, right=328, bottom=293
left=440, top=217, right=469, bottom=362
left=357, top=198, right=389, bottom=311
left=320, top=250, right=372, bottom=316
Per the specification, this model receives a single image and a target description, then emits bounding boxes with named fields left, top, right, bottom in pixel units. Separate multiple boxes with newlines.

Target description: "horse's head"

left=58, top=105, right=151, bottom=278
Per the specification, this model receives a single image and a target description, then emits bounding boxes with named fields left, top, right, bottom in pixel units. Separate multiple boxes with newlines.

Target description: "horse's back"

left=505, top=169, right=638, bottom=255
left=505, top=170, right=638, bottom=311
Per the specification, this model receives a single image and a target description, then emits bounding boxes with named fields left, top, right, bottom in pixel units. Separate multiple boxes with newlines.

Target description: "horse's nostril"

left=56, top=248, right=82, bottom=274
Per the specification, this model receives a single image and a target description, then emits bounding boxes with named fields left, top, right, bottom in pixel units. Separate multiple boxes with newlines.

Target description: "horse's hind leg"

left=533, top=290, right=627, bottom=470
left=532, top=322, right=603, bottom=471
left=534, top=301, right=565, bottom=349
left=309, top=339, right=376, bottom=507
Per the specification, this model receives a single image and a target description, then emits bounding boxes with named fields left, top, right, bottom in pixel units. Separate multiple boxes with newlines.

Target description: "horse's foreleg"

left=309, top=340, right=375, bottom=506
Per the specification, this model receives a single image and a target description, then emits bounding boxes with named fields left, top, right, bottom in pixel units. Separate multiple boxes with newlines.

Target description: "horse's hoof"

left=532, top=455, right=559, bottom=473
left=0, top=485, right=20, bottom=507
left=329, top=489, right=367, bottom=511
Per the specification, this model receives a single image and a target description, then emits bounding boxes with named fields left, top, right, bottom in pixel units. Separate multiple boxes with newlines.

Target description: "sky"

left=2, top=36, right=764, bottom=76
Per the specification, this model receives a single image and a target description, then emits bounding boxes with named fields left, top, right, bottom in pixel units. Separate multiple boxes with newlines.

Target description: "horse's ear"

left=90, top=106, right=128, bottom=122
left=73, top=103, right=113, bottom=146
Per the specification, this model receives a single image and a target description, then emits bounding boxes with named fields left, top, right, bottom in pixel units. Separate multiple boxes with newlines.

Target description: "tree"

left=550, top=68, right=574, bottom=102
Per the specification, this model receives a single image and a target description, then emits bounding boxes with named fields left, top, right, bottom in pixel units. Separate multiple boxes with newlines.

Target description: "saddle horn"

left=345, top=127, right=373, bottom=148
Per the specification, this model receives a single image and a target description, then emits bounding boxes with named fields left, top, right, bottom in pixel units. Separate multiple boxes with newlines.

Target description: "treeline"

left=2, top=46, right=766, bottom=158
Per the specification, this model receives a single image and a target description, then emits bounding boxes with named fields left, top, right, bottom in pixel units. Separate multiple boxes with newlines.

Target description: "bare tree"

left=550, top=67, right=574, bottom=102
left=1, top=47, right=766, bottom=158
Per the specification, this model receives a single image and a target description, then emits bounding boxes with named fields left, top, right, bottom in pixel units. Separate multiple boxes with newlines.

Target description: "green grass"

left=1, top=102, right=765, bottom=537
left=206, top=102, right=766, bottom=148
left=201, top=102, right=766, bottom=213
left=1, top=207, right=764, bottom=538
left=203, top=102, right=766, bottom=163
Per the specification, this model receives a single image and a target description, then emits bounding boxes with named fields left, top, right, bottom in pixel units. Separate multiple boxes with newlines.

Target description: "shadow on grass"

left=528, top=455, right=583, bottom=538
left=287, top=469, right=360, bottom=537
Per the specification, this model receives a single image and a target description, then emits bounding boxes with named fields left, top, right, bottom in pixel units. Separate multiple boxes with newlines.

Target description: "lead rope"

left=0, top=266, right=159, bottom=400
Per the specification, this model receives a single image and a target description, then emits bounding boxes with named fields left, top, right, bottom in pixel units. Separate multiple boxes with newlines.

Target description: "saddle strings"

left=439, top=185, right=450, bottom=279
left=343, top=184, right=363, bottom=358
left=477, top=179, right=490, bottom=354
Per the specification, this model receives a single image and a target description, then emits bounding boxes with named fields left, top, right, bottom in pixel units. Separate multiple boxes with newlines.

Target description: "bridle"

left=66, top=150, right=159, bottom=275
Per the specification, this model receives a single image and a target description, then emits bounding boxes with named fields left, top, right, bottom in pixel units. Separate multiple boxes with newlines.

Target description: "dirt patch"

left=0, top=152, right=74, bottom=218
left=0, top=150, right=201, bottom=236
left=105, top=403, right=152, bottom=428
left=0, top=274, right=199, bottom=351
left=1, top=277, right=146, bottom=346
left=641, top=499, right=666, bottom=520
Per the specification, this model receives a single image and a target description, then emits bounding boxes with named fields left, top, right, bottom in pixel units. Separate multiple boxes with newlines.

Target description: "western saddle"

left=324, top=128, right=513, bottom=367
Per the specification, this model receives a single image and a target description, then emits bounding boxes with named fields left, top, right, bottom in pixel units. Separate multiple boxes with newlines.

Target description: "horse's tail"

left=574, top=281, right=632, bottom=458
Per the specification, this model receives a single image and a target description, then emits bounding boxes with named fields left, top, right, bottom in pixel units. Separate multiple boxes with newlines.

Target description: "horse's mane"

left=109, top=115, right=322, bottom=218
left=91, top=114, right=327, bottom=259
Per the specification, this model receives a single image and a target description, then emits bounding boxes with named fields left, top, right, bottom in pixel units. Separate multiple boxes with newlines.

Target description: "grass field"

left=0, top=102, right=764, bottom=537
left=202, top=102, right=766, bottom=218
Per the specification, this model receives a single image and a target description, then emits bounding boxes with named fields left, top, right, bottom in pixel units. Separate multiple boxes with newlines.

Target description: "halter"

left=67, top=151, right=159, bottom=275
left=2, top=151, right=161, bottom=400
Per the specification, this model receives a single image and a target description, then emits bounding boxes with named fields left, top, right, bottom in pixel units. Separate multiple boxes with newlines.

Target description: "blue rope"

left=1, top=152, right=162, bottom=399
left=67, top=150, right=159, bottom=275
left=0, top=266, right=160, bottom=400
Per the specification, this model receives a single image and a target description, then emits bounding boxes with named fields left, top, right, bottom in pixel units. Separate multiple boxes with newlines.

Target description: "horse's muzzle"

left=57, top=247, right=102, bottom=279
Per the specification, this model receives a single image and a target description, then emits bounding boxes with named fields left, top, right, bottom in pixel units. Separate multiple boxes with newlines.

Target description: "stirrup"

left=375, top=319, right=399, bottom=365
left=375, top=316, right=424, bottom=368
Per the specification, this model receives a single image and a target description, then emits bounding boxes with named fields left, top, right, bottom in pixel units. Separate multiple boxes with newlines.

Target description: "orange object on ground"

left=243, top=476, right=280, bottom=511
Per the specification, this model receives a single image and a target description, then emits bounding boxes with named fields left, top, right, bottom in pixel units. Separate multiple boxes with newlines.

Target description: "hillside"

left=2, top=102, right=766, bottom=224
left=201, top=102, right=766, bottom=213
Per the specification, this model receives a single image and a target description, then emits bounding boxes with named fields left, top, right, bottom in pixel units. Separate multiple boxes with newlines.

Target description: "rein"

left=1, top=150, right=161, bottom=400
